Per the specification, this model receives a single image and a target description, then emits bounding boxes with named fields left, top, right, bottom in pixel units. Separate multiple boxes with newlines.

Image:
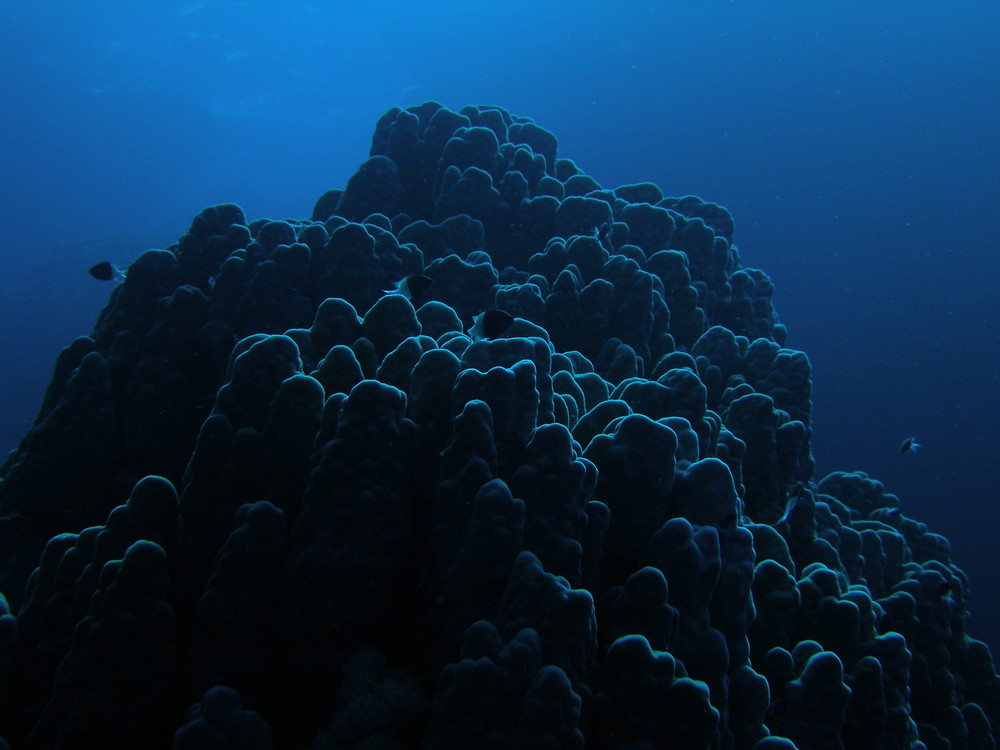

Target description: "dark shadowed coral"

left=0, top=102, right=994, bottom=750
left=173, top=685, right=273, bottom=750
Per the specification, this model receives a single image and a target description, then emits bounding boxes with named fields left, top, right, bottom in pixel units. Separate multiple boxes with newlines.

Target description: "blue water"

left=2, top=0, right=999, bottom=655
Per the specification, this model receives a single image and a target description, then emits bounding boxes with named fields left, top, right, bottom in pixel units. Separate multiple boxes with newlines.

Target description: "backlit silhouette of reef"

left=0, top=103, right=996, bottom=749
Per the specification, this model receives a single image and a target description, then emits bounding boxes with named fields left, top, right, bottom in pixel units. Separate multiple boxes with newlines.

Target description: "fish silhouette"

left=469, top=310, right=514, bottom=340
left=88, top=261, right=125, bottom=282
left=383, top=274, right=432, bottom=300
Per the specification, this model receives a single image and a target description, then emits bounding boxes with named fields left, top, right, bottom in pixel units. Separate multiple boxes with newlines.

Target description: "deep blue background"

left=2, top=2, right=999, bottom=651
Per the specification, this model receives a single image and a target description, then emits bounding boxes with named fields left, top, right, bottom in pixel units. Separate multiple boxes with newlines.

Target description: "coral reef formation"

left=0, top=103, right=995, bottom=749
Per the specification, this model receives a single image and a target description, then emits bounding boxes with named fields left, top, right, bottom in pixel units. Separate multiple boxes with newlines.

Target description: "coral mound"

left=0, top=102, right=995, bottom=750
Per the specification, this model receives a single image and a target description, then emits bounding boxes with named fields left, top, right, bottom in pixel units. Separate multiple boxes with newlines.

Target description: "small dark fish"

left=469, top=309, right=514, bottom=340
left=384, top=274, right=433, bottom=300
left=775, top=494, right=799, bottom=526
left=88, top=260, right=125, bottom=282
left=775, top=481, right=806, bottom=525
left=597, top=222, right=614, bottom=253
left=900, top=437, right=921, bottom=456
